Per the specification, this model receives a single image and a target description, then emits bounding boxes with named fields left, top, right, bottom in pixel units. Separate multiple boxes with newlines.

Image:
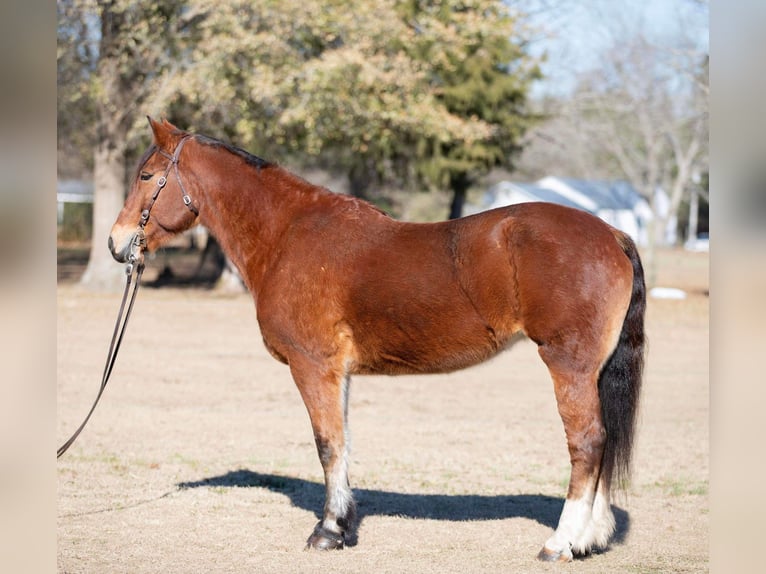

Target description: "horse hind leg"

left=537, top=364, right=613, bottom=562
left=290, top=359, right=356, bottom=550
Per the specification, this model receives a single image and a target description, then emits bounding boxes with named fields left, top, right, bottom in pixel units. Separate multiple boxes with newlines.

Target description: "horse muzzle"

left=108, top=227, right=145, bottom=265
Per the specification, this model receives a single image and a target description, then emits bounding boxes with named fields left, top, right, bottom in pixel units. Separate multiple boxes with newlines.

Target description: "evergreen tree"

left=400, top=0, right=541, bottom=218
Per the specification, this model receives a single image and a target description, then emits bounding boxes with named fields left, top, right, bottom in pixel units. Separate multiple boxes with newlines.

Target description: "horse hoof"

left=537, top=545, right=573, bottom=562
left=305, top=524, right=345, bottom=550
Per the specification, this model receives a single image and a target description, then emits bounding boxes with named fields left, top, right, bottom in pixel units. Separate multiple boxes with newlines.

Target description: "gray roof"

left=555, top=178, right=642, bottom=210
left=57, top=180, right=94, bottom=202
left=506, top=182, right=589, bottom=212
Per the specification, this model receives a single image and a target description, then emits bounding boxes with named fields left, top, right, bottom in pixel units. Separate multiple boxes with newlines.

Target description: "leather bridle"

left=57, top=136, right=197, bottom=458
left=130, top=135, right=198, bottom=268
left=142, top=136, right=199, bottom=226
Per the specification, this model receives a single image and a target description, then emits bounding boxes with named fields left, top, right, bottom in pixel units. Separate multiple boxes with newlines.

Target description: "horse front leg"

left=290, top=359, right=356, bottom=550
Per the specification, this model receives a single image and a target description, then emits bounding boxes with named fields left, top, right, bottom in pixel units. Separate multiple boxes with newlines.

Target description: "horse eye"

left=140, top=172, right=153, bottom=181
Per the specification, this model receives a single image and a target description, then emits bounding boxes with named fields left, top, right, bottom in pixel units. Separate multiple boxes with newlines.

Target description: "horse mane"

left=137, top=129, right=390, bottom=220
left=192, top=133, right=391, bottom=218
left=193, top=134, right=273, bottom=170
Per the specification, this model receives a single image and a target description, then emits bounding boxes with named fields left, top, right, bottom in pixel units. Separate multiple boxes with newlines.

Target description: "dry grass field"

left=57, top=247, right=708, bottom=573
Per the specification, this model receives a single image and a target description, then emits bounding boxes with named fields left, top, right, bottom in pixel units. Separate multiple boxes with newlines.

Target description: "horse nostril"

left=107, top=236, right=115, bottom=254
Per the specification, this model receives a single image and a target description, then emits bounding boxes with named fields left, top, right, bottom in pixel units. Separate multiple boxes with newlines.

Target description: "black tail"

left=598, top=235, right=646, bottom=491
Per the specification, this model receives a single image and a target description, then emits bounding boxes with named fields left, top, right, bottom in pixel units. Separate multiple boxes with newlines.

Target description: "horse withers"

left=109, top=118, right=645, bottom=561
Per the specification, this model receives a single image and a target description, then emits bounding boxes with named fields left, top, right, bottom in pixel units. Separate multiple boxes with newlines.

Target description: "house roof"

left=478, top=176, right=650, bottom=223
left=469, top=176, right=659, bottom=246
left=57, top=180, right=94, bottom=203
left=539, top=177, right=644, bottom=211
left=507, top=182, right=588, bottom=211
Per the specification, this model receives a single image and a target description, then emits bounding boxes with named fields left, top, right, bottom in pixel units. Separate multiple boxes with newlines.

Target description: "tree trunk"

left=79, top=139, right=128, bottom=291
left=80, top=3, right=135, bottom=291
left=447, top=174, right=470, bottom=220
left=348, top=159, right=372, bottom=199
left=686, top=184, right=699, bottom=246
left=643, top=189, right=662, bottom=290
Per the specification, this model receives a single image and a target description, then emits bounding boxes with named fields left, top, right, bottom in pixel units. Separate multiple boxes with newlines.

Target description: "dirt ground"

left=57, top=248, right=709, bottom=573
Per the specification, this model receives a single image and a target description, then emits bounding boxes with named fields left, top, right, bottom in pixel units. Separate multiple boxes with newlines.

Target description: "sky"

left=524, top=0, right=709, bottom=96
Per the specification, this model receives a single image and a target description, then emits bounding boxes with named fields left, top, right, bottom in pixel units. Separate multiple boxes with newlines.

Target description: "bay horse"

left=109, top=118, right=645, bottom=561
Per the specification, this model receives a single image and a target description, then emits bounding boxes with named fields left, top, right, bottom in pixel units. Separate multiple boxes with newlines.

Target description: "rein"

left=57, top=136, right=196, bottom=458
left=56, top=257, right=144, bottom=458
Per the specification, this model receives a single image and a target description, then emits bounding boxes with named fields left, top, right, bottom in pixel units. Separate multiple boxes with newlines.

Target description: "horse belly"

left=347, top=225, right=523, bottom=376
left=349, top=296, right=518, bottom=376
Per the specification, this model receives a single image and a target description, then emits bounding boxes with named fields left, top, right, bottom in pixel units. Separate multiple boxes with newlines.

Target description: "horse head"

left=108, top=117, right=201, bottom=264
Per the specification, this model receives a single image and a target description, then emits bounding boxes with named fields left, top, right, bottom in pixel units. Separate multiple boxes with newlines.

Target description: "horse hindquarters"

left=544, top=237, right=644, bottom=561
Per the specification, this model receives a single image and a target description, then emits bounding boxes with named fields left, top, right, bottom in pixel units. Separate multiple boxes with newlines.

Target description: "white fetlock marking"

left=576, top=489, right=615, bottom=551
left=322, top=517, right=343, bottom=534
left=323, top=461, right=352, bottom=535
left=324, top=376, right=353, bottom=534
left=546, top=494, right=594, bottom=556
left=326, top=458, right=352, bottom=523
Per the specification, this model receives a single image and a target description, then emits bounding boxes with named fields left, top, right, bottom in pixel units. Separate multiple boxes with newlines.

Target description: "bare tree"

left=576, top=35, right=706, bottom=283
left=517, top=20, right=708, bottom=285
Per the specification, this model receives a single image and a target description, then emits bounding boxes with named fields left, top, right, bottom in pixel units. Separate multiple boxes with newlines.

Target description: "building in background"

left=467, top=176, right=677, bottom=247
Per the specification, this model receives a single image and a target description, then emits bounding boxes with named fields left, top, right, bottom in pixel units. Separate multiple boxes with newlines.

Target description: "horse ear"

left=148, top=116, right=180, bottom=152
left=162, top=118, right=179, bottom=129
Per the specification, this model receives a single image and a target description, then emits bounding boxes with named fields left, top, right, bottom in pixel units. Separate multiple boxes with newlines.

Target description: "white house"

left=469, top=176, right=661, bottom=246
left=536, top=177, right=655, bottom=246
left=474, top=181, right=586, bottom=213
left=57, top=179, right=94, bottom=225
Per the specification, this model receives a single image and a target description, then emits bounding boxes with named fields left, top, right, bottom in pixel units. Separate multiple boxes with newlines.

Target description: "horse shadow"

left=177, top=469, right=630, bottom=549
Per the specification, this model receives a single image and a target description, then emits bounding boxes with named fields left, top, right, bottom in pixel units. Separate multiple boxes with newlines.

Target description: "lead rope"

left=58, top=136, right=195, bottom=458
left=57, top=240, right=145, bottom=458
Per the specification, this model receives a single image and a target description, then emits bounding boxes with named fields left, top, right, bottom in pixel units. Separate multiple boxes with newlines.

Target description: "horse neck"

left=191, top=151, right=317, bottom=293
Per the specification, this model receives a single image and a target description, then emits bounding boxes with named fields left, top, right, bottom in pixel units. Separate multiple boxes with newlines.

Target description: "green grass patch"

left=652, top=476, right=708, bottom=497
